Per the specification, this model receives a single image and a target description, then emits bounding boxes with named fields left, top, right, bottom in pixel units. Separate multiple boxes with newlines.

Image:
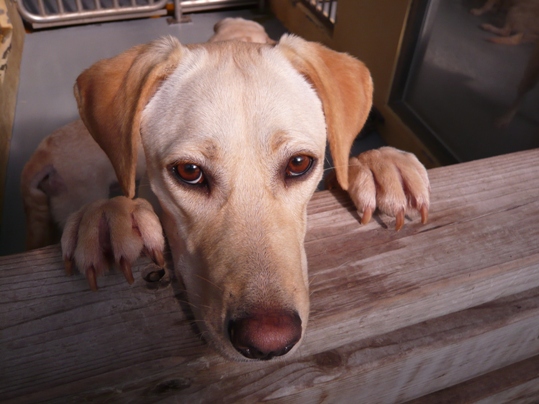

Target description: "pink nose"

left=228, top=310, right=302, bottom=360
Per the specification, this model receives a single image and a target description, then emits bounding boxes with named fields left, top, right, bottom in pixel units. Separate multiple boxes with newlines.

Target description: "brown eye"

left=286, top=155, right=314, bottom=178
left=172, top=163, right=205, bottom=185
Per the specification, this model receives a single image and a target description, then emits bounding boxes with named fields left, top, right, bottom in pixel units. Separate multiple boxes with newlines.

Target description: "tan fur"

left=209, top=17, right=276, bottom=44
left=75, top=37, right=184, bottom=197
left=280, top=37, right=373, bottom=190
left=21, top=120, right=130, bottom=250
left=22, top=22, right=430, bottom=361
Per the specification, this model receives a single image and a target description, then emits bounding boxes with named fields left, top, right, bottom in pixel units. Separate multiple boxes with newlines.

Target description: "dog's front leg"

left=347, top=147, right=430, bottom=230
left=61, top=196, right=165, bottom=290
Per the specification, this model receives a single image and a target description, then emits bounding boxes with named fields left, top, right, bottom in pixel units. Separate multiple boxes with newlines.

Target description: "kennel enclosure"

left=17, top=0, right=265, bottom=28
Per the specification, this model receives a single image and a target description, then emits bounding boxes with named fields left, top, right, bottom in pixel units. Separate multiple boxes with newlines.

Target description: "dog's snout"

left=228, top=310, right=302, bottom=360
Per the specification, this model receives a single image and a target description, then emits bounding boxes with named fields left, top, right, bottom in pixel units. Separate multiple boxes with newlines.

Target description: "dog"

left=471, top=0, right=539, bottom=44
left=208, top=17, right=276, bottom=44
left=21, top=20, right=430, bottom=361
left=497, top=40, right=539, bottom=127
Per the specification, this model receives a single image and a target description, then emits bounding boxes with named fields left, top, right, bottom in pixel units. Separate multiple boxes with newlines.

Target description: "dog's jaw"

left=139, top=42, right=326, bottom=360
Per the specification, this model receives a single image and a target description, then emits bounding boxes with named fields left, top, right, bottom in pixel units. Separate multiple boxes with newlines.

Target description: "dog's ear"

left=74, top=36, right=183, bottom=198
left=279, top=35, right=373, bottom=191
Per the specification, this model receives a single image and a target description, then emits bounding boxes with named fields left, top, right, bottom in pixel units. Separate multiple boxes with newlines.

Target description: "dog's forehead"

left=142, top=42, right=326, bottom=155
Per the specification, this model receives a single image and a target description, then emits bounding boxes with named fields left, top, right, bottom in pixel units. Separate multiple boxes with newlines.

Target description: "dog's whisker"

left=176, top=295, right=214, bottom=313
left=197, top=330, right=212, bottom=342
left=324, top=155, right=333, bottom=167
left=190, top=319, right=210, bottom=325
left=308, top=273, right=320, bottom=287
left=177, top=299, right=211, bottom=311
left=176, top=298, right=197, bottom=307
left=194, top=273, right=224, bottom=292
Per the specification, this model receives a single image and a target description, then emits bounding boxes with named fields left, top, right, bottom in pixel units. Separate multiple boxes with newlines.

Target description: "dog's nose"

left=228, top=310, right=302, bottom=360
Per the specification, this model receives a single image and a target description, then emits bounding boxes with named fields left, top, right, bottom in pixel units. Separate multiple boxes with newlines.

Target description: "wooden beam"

left=409, top=354, right=539, bottom=403
left=2, top=149, right=539, bottom=401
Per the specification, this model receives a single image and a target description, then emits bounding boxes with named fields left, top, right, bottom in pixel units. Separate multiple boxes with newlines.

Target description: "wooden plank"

left=1, top=149, right=539, bottom=401
left=477, top=380, right=539, bottom=404
left=3, top=278, right=539, bottom=403
left=304, top=149, right=539, bottom=353
left=408, top=354, right=539, bottom=404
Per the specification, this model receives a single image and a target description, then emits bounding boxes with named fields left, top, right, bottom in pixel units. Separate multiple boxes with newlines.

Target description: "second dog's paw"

left=61, top=196, right=165, bottom=290
left=348, top=147, right=430, bottom=230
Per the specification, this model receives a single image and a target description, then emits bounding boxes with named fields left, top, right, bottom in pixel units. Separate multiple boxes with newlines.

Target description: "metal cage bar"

left=300, top=0, right=337, bottom=30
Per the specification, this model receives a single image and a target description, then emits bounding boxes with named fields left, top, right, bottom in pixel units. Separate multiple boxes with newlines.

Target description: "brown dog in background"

left=497, top=40, right=539, bottom=126
left=471, top=0, right=539, bottom=44
left=21, top=19, right=430, bottom=361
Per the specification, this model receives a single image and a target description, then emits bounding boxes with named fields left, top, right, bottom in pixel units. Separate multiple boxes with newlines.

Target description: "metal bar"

left=327, top=0, right=334, bottom=22
left=299, top=0, right=336, bottom=30
left=30, top=9, right=168, bottom=28
left=174, top=0, right=182, bottom=21
left=18, top=2, right=166, bottom=23
left=37, top=0, right=45, bottom=16
left=17, top=0, right=259, bottom=26
left=56, top=0, right=64, bottom=15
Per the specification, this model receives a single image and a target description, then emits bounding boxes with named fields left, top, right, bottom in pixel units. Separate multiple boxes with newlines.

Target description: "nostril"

left=228, top=310, right=302, bottom=360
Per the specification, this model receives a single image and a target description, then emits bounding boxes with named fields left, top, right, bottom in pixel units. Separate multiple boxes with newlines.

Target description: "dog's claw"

left=395, top=210, right=405, bottom=231
left=145, top=247, right=165, bottom=268
left=60, top=196, right=165, bottom=290
left=64, top=256, right=74, bottom=276
left=154, top=250, right=165, bottom=268
left=361, top=206, right=373, bottom=225
left=420, top=204, right=428, bottom=224
left=348, top=147, right=430, bottom=231
left=120, top=257, right=135, bottom=285
left=86, top=267, right=98, bottom=291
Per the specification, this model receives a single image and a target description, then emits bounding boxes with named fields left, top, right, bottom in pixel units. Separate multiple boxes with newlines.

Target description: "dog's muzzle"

left=228, top=310, right=302, bottom=360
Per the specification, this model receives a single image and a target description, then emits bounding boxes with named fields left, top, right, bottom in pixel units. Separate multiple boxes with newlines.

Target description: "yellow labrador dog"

left=21, top=20, right=429, bottom=361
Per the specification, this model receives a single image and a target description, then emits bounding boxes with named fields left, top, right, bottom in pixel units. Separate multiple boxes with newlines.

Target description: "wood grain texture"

left=1, top=149, right=539, bottom=402
left=408, top=354, right=539, bottom=404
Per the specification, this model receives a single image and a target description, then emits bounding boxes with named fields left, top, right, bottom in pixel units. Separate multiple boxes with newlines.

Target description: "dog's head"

left=74, top=35, right=372, bottom=360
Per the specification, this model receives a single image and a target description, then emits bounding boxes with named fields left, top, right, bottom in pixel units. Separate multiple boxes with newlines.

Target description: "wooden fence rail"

left=2, top=149, right=539, bottom=402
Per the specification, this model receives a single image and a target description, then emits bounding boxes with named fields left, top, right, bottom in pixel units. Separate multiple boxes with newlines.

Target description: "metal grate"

left=17, top=0, right=263, bottom=29
left=300, top=0, right=336, bottom=30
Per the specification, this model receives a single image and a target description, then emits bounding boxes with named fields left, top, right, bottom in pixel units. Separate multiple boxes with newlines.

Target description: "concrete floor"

left=406, top=0, right=539, bottom=162
left=0, top=8, right=384, bottom=255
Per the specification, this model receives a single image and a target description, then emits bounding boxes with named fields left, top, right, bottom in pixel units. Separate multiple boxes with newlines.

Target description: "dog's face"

left=74, top=35, right=372, bottom=361
left=141, top=42, right=326, bottom=359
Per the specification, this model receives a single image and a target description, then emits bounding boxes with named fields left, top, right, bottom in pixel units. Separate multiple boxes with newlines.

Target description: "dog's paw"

left=347, top=147, right=430, bottom=230
left=61, top=196, right=165, bottom=291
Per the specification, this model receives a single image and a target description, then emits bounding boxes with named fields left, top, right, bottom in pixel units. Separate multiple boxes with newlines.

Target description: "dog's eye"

left=172, top=163, right=205, bottom=185
left=286, top=155, right=314, bottom=178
